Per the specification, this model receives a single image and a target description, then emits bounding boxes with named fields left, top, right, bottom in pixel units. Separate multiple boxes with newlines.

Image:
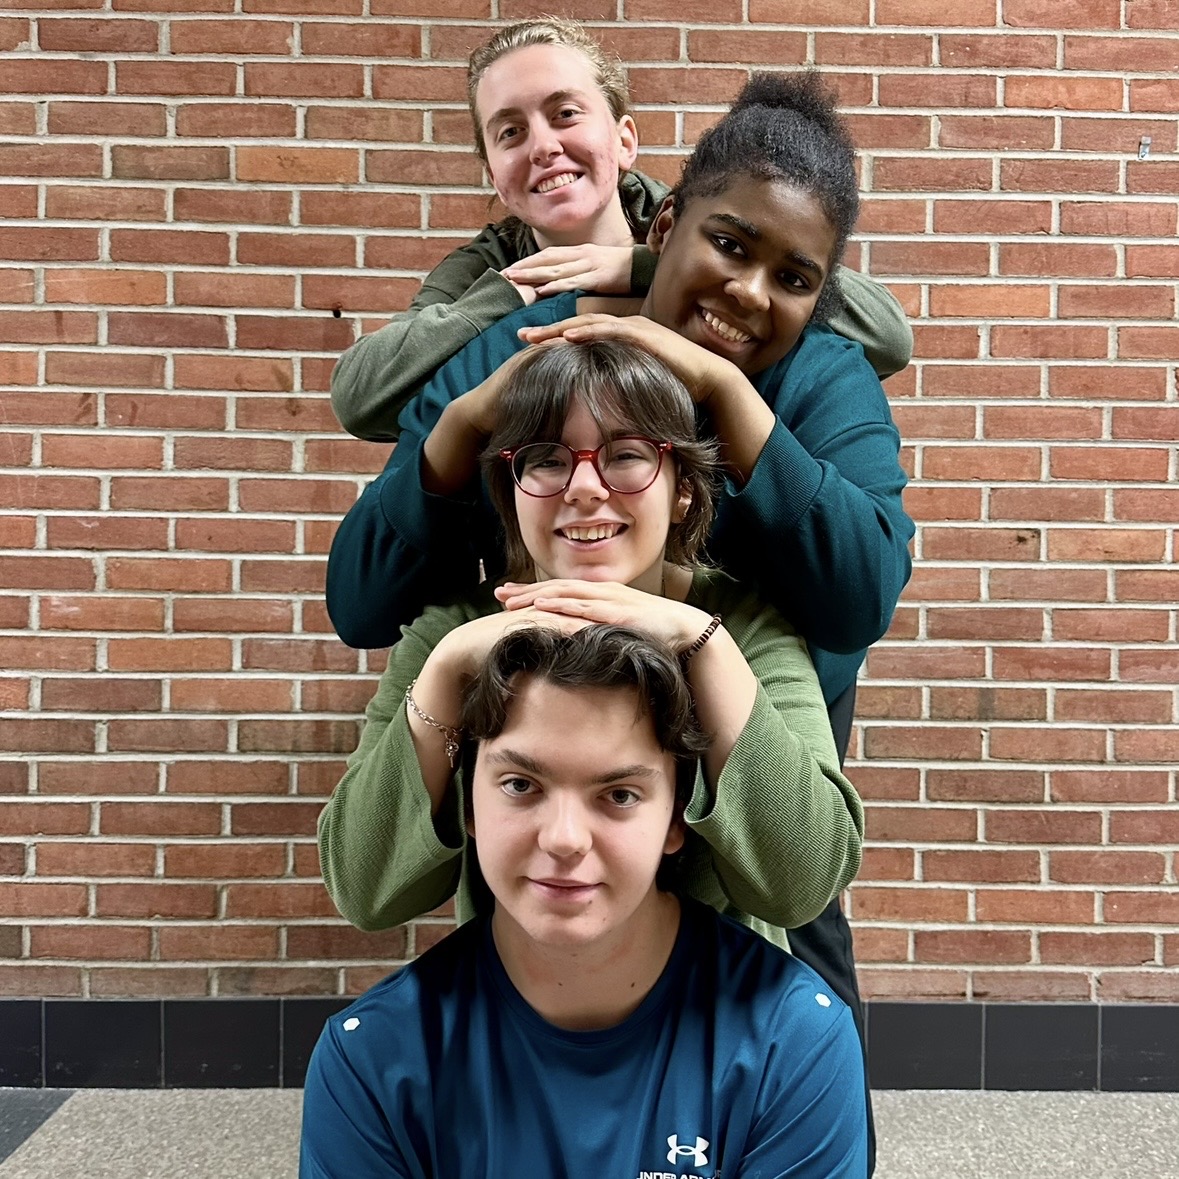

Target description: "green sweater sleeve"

left=317, top=594, right=488, bottom=931
left=676, top=574, right=863, bottom=942
left=828, top=265, right=913, bottom=379
left=330, top=234, right=526, bottom=443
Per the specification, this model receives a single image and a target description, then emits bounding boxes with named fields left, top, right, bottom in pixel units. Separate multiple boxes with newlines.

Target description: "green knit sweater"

left=318, top=569, right=864, bottom=952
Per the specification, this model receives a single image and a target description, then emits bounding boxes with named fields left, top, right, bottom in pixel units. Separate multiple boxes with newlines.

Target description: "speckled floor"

left=1, top=1088, right=1177, bottom=1178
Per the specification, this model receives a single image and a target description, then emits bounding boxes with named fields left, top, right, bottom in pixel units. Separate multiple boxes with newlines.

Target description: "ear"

left=646, top=195, right=677, bottom=255
left=616, top=114, right=639, bottom=172
left=672, top=478, right=692, bottom=524
left=663, top=813, right=686, bottom=857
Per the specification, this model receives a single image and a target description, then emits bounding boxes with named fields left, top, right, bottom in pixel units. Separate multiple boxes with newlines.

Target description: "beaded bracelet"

left=405, top=680, right=463, bottom=768
left=682, top=613, right=723, bottom=663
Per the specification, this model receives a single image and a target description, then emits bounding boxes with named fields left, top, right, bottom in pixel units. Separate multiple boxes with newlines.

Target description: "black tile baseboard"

left=1, top=999, right=1177, bottom=1090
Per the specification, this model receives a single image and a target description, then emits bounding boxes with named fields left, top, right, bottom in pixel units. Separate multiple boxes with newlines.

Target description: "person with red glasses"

left=319, top=337, right=863, bottom=953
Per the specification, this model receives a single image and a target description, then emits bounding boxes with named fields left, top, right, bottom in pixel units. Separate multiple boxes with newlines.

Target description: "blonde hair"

left=467, top=17, right=630, bottom=163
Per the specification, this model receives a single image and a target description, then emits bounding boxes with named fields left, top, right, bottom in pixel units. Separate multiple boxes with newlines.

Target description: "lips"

left=530, top=878, right=599, bottom=902
left=533, top=172, right=581, bottom=194
left=559, top=523, right=624, bottom=542
left=699, top=307, right=754, bottom=345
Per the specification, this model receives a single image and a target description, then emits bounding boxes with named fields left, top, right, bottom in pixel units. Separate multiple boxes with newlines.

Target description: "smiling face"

left=470, top=675, right=683, bottom=955
left=514, top=398, right=685, bottom=594
left=474, top=43, right=638, bottom=248
left=641, top=174, right=839, bottom=376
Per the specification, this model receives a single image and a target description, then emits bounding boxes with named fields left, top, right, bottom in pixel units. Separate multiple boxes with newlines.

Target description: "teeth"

left=535, top=173, right=579, bottom=193
left=563, top=524, right=620, bottom=542
left=702, top=309, right=751, bottom=344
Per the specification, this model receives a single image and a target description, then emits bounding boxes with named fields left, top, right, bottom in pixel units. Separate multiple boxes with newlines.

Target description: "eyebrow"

left=710, top=212, right=826, bottom=280
left=486, top=748, right=658, bottom=785
left=484, top=90, right=589, bottom=133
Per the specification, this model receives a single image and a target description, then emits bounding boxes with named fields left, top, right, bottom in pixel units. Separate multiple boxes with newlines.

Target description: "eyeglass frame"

left=499, top=437, right=675, bottom=498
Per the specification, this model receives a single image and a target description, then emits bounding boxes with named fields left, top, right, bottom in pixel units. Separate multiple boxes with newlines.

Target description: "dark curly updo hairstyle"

left=674, top=71, right=860, bottom=323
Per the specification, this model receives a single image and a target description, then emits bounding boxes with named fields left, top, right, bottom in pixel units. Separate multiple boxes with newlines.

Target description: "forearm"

left=420, top=393, right=489, bottom=496
left=331, top=264, right=525, bottom=442
left=683, top=625, right=757, bottom=788
left=716, top=420, right=912, bottom=653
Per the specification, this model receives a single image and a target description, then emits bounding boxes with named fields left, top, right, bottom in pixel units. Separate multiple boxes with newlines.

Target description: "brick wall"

left=0, top=3, right=1175, bottom=1004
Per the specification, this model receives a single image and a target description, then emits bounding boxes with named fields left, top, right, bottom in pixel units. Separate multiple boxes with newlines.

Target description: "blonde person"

left=330, top=17, right=911, bottom=441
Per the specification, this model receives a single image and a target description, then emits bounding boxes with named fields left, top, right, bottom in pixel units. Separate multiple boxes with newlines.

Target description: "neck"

left=492, top=892, right=681, bottom=1031
left=533, top=194, right=634, bottom=251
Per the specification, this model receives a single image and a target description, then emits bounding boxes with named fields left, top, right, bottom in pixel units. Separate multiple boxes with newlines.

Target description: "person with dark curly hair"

left=329, top=18, right=912, bottom=442
left=303, top=625, right=868, bottom=1179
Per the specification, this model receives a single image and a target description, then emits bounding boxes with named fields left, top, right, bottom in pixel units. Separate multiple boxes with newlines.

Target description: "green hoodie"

left=330, top=171, right=913, bottom=441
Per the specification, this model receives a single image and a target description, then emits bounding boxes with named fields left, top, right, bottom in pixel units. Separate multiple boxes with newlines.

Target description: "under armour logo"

left=667, top=1135, right=709, bottom=1167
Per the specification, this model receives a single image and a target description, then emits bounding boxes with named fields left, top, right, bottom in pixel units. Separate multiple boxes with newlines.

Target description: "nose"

left=725, top=267, right=771, bottom=313
left=528, top=117, right=562, bottom=165
left=537, top=795, right=591, bottom=859
left=563, top=453, right=609, bottom=503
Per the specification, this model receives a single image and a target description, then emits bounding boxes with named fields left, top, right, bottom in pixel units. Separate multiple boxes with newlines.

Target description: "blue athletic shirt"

left=299, top=900, right=867, bottom=1178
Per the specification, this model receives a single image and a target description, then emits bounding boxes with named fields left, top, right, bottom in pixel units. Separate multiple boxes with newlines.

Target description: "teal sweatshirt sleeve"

left=706, top=327, right=914, bottom=686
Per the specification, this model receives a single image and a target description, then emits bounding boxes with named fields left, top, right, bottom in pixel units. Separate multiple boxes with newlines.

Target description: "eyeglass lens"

left=511, top=440, right=663, bottom=496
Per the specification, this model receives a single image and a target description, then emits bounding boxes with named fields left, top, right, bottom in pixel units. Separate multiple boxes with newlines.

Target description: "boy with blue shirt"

left=300, top=626, right=867, bottom=1178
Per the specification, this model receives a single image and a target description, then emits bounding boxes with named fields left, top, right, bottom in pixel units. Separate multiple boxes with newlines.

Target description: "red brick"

left=100, top=802, right=220, bottom=837
left=972, top=971, right=1093, bottom=1002
left=1050, top=851, right=1165, bottom=885
left=90, top=968, right=210, bottom=998
left=237, top=719, right=358, bottom=755
left=216, top=966, right=340, bottom=997
left=2, top=310, right=97, bottom=345
left=941, top=34, right=1055, bottom=68
left=1001, top=158, right=1120, bottom=195
left=36, top=842, right=155, bottom=877
left=159, top=926, right=279, bottom=961
left=165, top=760, right=290, bottom=796
left=46, top=352, right=166, bottom=389
left=985, top=808, right=1103, bottom=845
left=225, top=883, right=337, bottom=919
left=1119, top=649, right=1179, bottom=686
left=48, top=101, right=166, bottom=137
left=1061, top=201, right=1178, bottom=238
left=1050, top=365, right=1167, bottom=401
left=175, top=104, right=297, bottom=140
left=237, top=145, right=359, bottom=184
left=1065, top=32, right=1179, bottom=70
left=40, top=596, right=165, bottom=632
left=1117, top=569, right=1179, bottom=605
left=924, top=849, right=1041, bottom=883
left=992, top=325, right=1110, bottom=359
left=107, top=638, right=232, bottom=673
left=1051, top=770, right=1168, bottom=805
left=172, top=599, right=294, bottom=634
left=1127, top=162, right=1179, bottom=197
left=1104, top=892, right=1179, bottom=925
left=929, top=284, right=1050, bottom=319
left=164, top=843, right=285, bottom=879
left=96, top=883, right=218, bottom=919
left=173, top=355, right=295, bottom=393
left=858, top=969, right=968, bottom=1001
left=31, top=926, right=152, bottom=961
left=109, top=477, right=229, bottom=513
left=990, top=487, right=1104, bottom=522
left=112, top=146, right=230, bottom=182
left=171, top=678, right=294, bottom=713
left=1098, top=972, right=1179, bottom=1002
left=864, top=645, right=986, bottom=682
left=865, top=806, right=977, bottom=843
left=929, top=687, right=1047, bottom=722
left=47, top=515, right=169, bottom=552
left=0, top=58, right=105, bottom=94
left=992, top=646, right=1112, bottom=683
left=919, top=364, right=1039, bottom=400
left=235, top=315, right=355, bottom=353
left=1004, top=0, right=1119, bottom=25
left=916, top=930, right=1032, bottom=965
left=1109, top=809, right=1179, bottom=845
left=3, top=556, right=96, bottom=592
left=862, top=725, right=982, bottom=761
left=1006, top=74, right=1122, bottom=111
left=1050, top=527, right=1167, bottom=564
left=174, top=519, right=296, bottom=555
left=0, top=966, right=82, bottom=998
left=42, top=433, right=163, bottom=468
left=871, top=241, right=989, bottom=277
left=41, top=676, right=162, bottom=712
left=903, top=485, right=982, bottom=522
left=1119, top=326, right=1179, bottom=361
left=927, top=770, right=1045, bottom=804
left=0, top=883, right=88, bottom=918
left=117, top=60, right=236, bottom=96
left=940, top=116, right=1054, bottom=151
left=174, top=272, right=296, bottom=310
left=1055, top=608, right=1169, bottom=643
left=170, top=18, right=292, bottom=53
left=0, top=637, right=94, bottom=672
left=285, top=924, right=409, bottom=960
left=851, top=887, right=968, bottom=923
left=301, top=275, right=420, bottom=315
left=173, top=186, right=292, bottom=224
left=45, top=186, right=165, bottom=222
left=924, top=526, right=1042, bottom=562
left=304, top=106, right=422, bottom=144
left=110, top=230, right=230, bottom=266
left=37, top=762, right=158, bottom=796
left=1049, top=445, right=1170, bottom=482
left=1125, top=245, right=1179, bottom=278
left=106, top=718, right=229, bottom=754
left=1042, top=931, right=1155, bottom=966
left=1000, top=242, right=1117, bottom=278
